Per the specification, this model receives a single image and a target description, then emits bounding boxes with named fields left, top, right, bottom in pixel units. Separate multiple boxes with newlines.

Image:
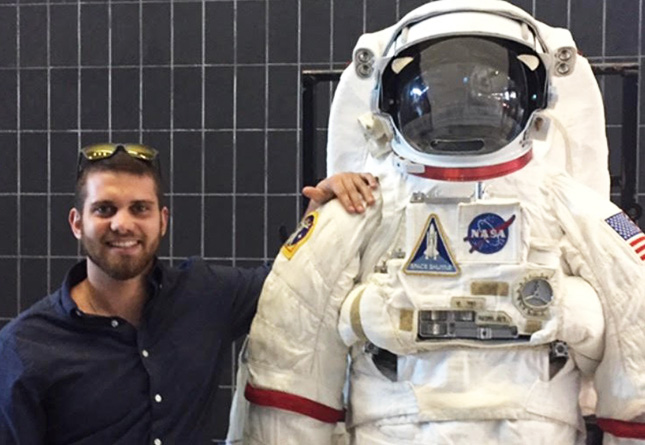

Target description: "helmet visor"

left=380, top=36, right=547, bottom=156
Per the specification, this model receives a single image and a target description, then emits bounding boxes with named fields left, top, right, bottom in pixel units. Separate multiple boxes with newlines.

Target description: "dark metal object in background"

left=301, top=63, right=642, bottom=221
left=591, top=63, right=642, bottom=221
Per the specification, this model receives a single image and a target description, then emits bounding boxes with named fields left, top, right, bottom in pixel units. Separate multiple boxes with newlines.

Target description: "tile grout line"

left=16, top=2, right=21, bottom=314
left=201, top=0, right=206, bottom=259
left=139, top=0, right=143, bottom=142
left=169, top=0, right=175, bottom=266
left=108, top=0, right=113, bottom=141
left=232, top=0, right=238, bottom=267
left=47, top=0, right=52, bottom=294
left=264, top=0, right=269, bottom=261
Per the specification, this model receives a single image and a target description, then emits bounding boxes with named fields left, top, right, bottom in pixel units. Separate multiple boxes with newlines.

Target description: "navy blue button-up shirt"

left=0, top=257, right=269, bottom=444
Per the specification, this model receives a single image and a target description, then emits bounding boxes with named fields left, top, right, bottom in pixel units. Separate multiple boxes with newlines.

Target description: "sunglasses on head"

left=77, top=143, right=160, bottom=177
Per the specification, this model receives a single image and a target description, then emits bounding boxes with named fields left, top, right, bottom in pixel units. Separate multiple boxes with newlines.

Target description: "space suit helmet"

left=371, top=8, right=558, bottom=181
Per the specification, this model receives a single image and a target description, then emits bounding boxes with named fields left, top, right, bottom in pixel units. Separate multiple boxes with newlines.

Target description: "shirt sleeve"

left=0, top=338, right=46, bottom=444
left=210, top=263, right=271, bottom=341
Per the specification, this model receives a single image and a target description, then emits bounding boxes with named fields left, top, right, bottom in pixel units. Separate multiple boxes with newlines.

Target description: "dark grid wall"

left=0, top=0, right=641, bottom=440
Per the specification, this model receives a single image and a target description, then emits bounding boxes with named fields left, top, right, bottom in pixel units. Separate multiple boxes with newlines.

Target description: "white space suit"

left=229, top=1, right=645, bottom=444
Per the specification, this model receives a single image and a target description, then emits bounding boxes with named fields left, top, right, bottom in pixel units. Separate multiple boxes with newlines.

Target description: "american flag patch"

left=605, top=212, right=645, bottom=261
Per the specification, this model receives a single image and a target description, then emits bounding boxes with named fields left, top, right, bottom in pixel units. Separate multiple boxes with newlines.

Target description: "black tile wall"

left=268, top=0, right=298, bottom=63
left=205, top=2, right=234, bottom=64
left=112, top=3, right=139, bottom=67
left=20, top=6, right=47, bottom=68
left=0, top=7, right=16, bottom=68
left=267, top=131, right=298, bottom=194
left=570, top=0, right=603, bottom=57
left=51, top=5, right=78, bottom=67
left=173, top=67, right=202, bottom=129
left=333, top=1, right=364, bottom=63
left=267, top=196, right=297, bottom=256
left=0, top=70, right=16, bottom=130
left=21, top=69, right=47, bottom=130
left=81, top=68, right=109, bottom=129
left=0, top=259, right=17, bottom=318
left=236, top=66, right=265, bottom=129
left=507, top=0, right=532, bottom=14
left=142, top=3, right=170, bottom=65
left=268, top=65, right=298, bottom=129
left=142, top=131, right=171, bottom=191
left=50, top=133, right=78, bottom=193
left=606, top=0, right=639, bottom=56
left=50, top=68, right=78, bottom=130
left=20, top=259, right=47, bottom=311
left=2, top=2, right=643, bottom=442
left=366, top=0, right=398, bottom=32
left=237, top=1, right=266, bottom=64
left=235, top=196, right=264, bottom=259
left=0, top=197, right=17, bottom=255
left=80, top=3, right=108, bottom=66
left=204, top=196, right=233, bottom=258
left=112, top=68, right=140, bottom=130
left=205, top=67, right=234, bottom=129
left=236, top=131, right=265, bottom=194
left=21, top=133, right=48, bottom=193
left=50, top=258, right=79, bottom=293
left=174, top=131, right=203, bottom=193
left=51, top=195, right=77, bottom=257
left=301, top=1, right=331, bottom=63
left=0, top=133, right=17, bottom=194
left=172, top=196, right=202, bottom=259
left=534, top=1, right=568, bottom=29
left=143, top=68, right=171, bottom=129
left=173, top=3, right=202, bottom=66
left=205, top=131, right=234, bottom=193
left=21, top=197, right=48, bottom=257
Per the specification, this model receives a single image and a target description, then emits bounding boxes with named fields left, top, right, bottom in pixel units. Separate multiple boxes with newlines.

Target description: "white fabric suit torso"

left=238, top=160, right=645, bottom=444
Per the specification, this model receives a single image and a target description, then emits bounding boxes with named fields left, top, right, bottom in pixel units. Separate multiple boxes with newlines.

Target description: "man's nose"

left=110, top=209, right=135, bottom=233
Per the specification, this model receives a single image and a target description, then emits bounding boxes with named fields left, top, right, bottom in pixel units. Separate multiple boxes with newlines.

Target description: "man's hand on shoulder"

left=302, top=172, right=378, bottom=214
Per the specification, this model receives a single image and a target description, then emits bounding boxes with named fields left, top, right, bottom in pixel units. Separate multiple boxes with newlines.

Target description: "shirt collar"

left=58, top=258, right=165, bottom=317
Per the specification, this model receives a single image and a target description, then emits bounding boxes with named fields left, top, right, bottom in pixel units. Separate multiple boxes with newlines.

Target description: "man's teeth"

left=110, top=240, right=138, bottom=248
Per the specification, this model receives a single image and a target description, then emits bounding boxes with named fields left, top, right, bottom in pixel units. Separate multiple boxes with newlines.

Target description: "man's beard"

left=81, top=232, right=161, bottom=281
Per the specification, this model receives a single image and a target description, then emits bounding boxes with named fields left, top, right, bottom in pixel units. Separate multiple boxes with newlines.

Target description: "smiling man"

left=0, top=144, right=377, bottom=444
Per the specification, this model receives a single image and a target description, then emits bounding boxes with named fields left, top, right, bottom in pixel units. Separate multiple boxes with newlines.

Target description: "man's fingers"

left=360, top=173, right=379, bottom=189
left=354, top=174, right=376, bottom=205
left=340, top=175, right=364, bottom=213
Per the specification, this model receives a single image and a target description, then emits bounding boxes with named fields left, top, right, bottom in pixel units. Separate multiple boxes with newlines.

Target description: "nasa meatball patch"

left=281, top=211, right=318, bottom=260
left=458, top=202, right=522, bottom=263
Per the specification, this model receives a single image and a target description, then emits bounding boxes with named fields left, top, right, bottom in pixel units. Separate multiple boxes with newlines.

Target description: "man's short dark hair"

left=74, top=149, right=165, bottom=212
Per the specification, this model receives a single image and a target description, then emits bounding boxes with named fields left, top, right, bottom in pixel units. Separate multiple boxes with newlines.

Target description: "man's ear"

left=69, top=208, right=82, bottom=240
left=160, top=206, right=169, bottom=237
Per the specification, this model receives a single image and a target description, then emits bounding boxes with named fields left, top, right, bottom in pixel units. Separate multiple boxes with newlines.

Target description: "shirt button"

left=142, top=350, right=149, bottom=358
left=111, top=319, right=119, bottom=328
left=154, top=394, right=162, bottom=403
left=153, top=439, right=162, bottom=445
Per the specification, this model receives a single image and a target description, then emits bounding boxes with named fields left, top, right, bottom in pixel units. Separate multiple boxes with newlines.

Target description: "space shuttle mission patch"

left=404, top=214, right=459, bottom=276
left=281, top=211, right=318, bottom=260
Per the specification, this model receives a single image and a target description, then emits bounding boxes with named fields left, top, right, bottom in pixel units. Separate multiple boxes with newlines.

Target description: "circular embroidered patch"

left=464, top=213, right=515, bottom=254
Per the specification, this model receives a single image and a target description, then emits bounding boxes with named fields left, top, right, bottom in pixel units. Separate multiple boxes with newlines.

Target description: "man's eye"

left=93, top=205, right=114, bottom=216
left=132, top=203, right=150, bottom=214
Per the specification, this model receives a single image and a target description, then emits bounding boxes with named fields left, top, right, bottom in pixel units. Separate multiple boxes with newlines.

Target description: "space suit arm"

left=550, top=175, right=645, bottom=442
left=242, top=194, right=383, bottom=444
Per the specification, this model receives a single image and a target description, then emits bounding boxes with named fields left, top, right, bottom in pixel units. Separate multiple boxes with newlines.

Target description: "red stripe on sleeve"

left=597, top=418, right=645, bottom=439
left=244, top=383, right=345, bottom=423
